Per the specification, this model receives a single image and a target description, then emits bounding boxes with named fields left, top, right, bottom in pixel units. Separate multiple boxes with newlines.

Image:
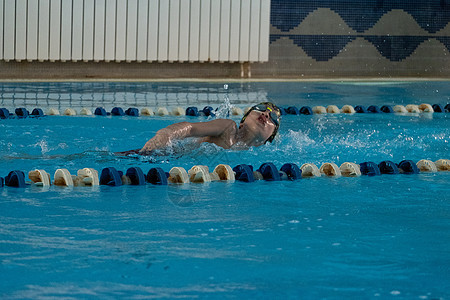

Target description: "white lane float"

left=188, top=165, right=212, bottom=183
left=156, top=107, right=170, bottom=116
left=327, top=105, right=340, bottom=114
left=406, top=104, right=420, bottom=113
left=435, top=159, right=450, bottom=171
left=54, top=169, right=74, bottom=186
left=76, top=168, right=99, bottom=186
left=168, top=167, right=189, bottom=184
left=231, top=107, right=244, bottom=115
left=416, top=159, right=437, bottom=172
left=339, top=162, right=361, bottom=177
left=63, top=108, right=77, bottom=116
left=341, top=105, right=355, bottom=114
left=312, top=106, right=327, bottom=114
left=300, top=163, right=321, bottom=177
left=320, top=162, right=341, bottom=177
left=28, top=169, right=51, bottom=186
left=171, top=107, right=185, bottom=116
left=141, top=107, right=155, bottom=116
left=80, top=108, right=92, bottom=115
left=418, top=103, right=434, bottom=113
left=393, top=105, right=407, bottom=113
left=47, top=108, right=60, bottom=115
left=213, top=164, right=235, bottom=181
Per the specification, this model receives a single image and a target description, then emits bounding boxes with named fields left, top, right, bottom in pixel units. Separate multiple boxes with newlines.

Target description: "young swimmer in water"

left=116, top=102, right=281, bottom=156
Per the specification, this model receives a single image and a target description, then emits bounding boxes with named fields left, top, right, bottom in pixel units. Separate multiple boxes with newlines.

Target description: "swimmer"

left=116, top=102, right=281, bottom=156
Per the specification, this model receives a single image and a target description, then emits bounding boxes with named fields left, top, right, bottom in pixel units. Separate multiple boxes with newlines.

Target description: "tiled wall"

left=253, top=0, right=450, bottom=78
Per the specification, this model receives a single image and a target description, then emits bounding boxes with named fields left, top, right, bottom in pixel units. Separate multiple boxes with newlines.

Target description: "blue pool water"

left=0, top=81, right=449, bottom=299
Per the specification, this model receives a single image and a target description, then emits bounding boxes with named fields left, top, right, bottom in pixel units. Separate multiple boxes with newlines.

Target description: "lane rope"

left=1, top=159, right=448, bottom=189
left=1, top=103, right=449, bottom=119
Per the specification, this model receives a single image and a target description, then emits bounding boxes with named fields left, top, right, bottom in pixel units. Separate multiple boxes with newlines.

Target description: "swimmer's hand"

left=139, top=132, right=171, bottom=155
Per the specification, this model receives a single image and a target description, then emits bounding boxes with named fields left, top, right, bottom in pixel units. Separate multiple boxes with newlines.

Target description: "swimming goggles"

left=251, top=104, right=280, bottom=127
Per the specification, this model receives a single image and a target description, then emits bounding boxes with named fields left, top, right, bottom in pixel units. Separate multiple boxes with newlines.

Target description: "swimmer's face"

left=242, top=109, right=277, bottom=144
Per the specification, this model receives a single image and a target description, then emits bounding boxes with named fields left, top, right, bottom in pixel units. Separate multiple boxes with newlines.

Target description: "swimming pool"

left=0, top=81, right=449, bottom=299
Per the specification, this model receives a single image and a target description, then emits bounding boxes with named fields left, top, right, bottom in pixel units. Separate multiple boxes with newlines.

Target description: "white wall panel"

left=168, top=0, right=179, bottom=62
left=239, top=0, right=251, bottom=62
left=189, top=0, right=200, bottom=61
left=0, top=0, right=270, bottom=63
left=209, top=0, right=220, bottom=62
left=83, top=0, right=95, bottom=61
left=147, top=0, right=159, bottom=61
left=104, top=0, right=116, bottom=61
left=3, top=0, right=15, bottom=60
left=115, top=0, right=127, bottom=61
left=27, top=0, right=39, bottom=61
left=198, top=0, right=210, bottom=62
left=178, top=0, right=190, bottom=62
left=72, top=0, right=84, bottom=61
left=93, top=0, right=105, bottom=61
left=38, top=0, right=50, bottom=61
left=249, top=0, right=261, bottom=62
left=136, top=0, right=148, bottom=61
left=49, top=0, right=61, bottom=61
left=158, top=0, right=169, bottom=61
left=0, top=0, right=3, bottom=59
left=126, top=0, right=138, bottom=61
left=15, top=0, right=26, bottom=61
left=60, top=0, right=72, bottom=61
left=229, top=0, right=241, bottom=62
left=259, top=0, right=270, bottom=61
left=219, top=0, right=231, bottom=62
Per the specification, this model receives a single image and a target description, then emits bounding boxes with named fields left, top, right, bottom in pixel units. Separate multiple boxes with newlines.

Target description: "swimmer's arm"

left=139, top=120, right=233, bottom=154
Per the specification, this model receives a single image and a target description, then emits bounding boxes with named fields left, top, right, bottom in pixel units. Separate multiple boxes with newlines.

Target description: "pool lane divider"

left=1, top=159, right=448, bottom=189
left=1, top=103, right=449, bottom=120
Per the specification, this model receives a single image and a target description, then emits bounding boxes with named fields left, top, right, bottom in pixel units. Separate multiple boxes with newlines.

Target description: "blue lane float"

left=355, top=105, right=368, bottom=113
left=286, top=107, right=299, bottom=115
left=201, top=106, right=215, bottom=117
left=432, top=104, right=444, bottom=112
left=257, top=163, right=281, bottom=181
left=381, top=105, right=394, bottom=113
left=280, top=163, right=302, bottom=180
left=15, top=108, right=29, bottom=118
left=95, top=107, right=108, bottom=116
left=359, top=162, right=381, bottom=176
left=31, top=108, right=45, bottom=117
left=233, top=164, right=255, bottom=183
left=398, top=160, right=420, bottom=174
left=100, top=167, right=122, bottom=186
left=378, top=160, right=400, bottom=175
left=186, top=107, right=199, bottom=116
left=5, top=170, right=26, bottom=188
left=125, top=108, right=139, bottom=117
left=368, top=105, right=381, bottom=113
left=299, top=106, right=313, bottom=115
left=0, top=108, right=12, bottom=119
left=126, top=167, right=146, bottom=185
left=111, top=107, right=125, bottom=116
left=147, top=167, right=168, bottom=185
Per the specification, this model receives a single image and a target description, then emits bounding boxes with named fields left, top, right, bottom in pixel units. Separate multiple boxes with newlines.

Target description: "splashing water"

left=214, top=84, right=234, bottom=119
